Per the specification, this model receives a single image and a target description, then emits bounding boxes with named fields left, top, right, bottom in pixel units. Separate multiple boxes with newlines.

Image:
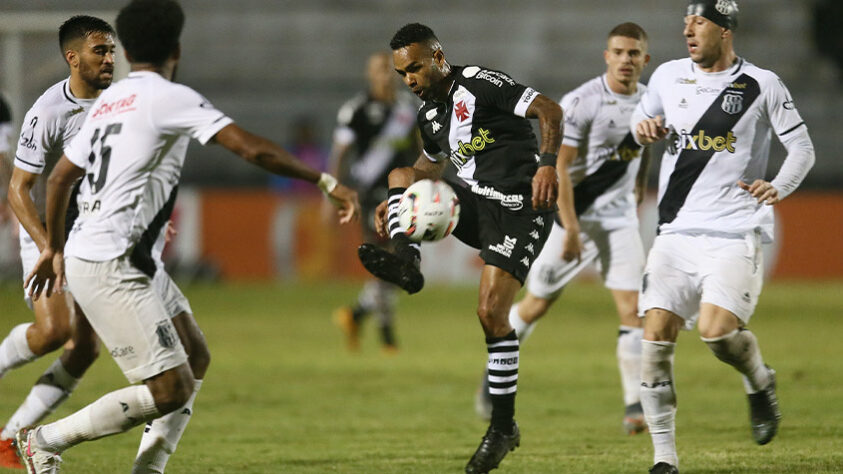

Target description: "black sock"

left=487, top=330, right=519, bottom=434
left=351, top=305, right=367, bottom=324
left=380, top=324, right=396, bottom=347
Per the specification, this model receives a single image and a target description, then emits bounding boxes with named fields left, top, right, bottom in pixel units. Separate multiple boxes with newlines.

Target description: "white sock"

left=1, top=359, right=80, bottom=440
left=133, top=379, right=203, bottom=474
left=617, top=326, right=643, bottom=407
left=508, top=304, right=536, bottom=342
left=37, top=385, right=160, bottom=453
left=640, top=340, right=678, bottom=467
left=0, top=323, right=37, bottom=377
left=702, top=328, right=771, bottom=394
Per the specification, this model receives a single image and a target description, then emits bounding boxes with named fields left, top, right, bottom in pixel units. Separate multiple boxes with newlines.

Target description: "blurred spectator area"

left=0, top=1, right=840, bottom=281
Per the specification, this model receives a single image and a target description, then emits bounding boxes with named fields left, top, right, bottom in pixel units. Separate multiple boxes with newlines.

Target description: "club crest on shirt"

left=156, top=321, right=177, bottom=349
left=721, top=93, right=743, bottom=115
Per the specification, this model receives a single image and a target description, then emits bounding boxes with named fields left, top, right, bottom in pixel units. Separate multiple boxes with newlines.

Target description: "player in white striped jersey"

left=331, top=52, right=420, bottom=353
left=0, top=16, right=115, bottom=470
left=17, top=1, right=358, bottom=472
left=474, top=23, right=652, bottom=436
left=631, top=2, right=815, bottom=473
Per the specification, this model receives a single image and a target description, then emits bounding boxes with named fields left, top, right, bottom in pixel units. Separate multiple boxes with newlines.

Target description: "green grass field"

left=0, top=280, right=841, bottom=473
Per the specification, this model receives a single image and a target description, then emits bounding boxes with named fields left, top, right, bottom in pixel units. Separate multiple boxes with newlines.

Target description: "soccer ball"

left=397, top=180, right=460, bottom=243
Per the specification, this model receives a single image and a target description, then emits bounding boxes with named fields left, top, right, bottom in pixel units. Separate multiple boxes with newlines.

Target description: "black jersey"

left=335, top=92, right=418, bottom=197
left=418, top=65, right=542, bottom=213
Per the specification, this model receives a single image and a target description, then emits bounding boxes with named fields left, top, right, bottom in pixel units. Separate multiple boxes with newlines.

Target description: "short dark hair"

left=58, top=15, right=114, bottom=53
left=390, top=23, right=438, bottom=50
left=608, top=22, right=648, bottom=44
left=117, top=0, right=185, bottom=65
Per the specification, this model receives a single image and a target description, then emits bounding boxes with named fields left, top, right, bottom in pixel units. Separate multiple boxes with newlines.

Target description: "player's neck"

left=605, top=74, right=637, bottom=96
left=695, top=49, right=738, bottom=74
left=371, top=87, right=395, bottom=103
left=130, top=62, right=175, bottom=81
left=67, top=75, right=102, bottom=100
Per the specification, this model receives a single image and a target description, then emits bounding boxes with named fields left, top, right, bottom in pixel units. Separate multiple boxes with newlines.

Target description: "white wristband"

left=317, top=172, right=338, bottom=195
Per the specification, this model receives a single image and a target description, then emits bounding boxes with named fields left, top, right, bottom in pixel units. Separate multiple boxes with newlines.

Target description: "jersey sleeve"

left=155, top=85, right=234, bottom=145
left=333, top=98, right=358, bottom=146
left=559, top=91, right=594, bottom=148
left=0, top=96, right=11, bottom=154
left=462, top=66, right=538, bottom=118
left=14, top=105, right=57, bottom=174
left=765, top=75, right=807, bottom=143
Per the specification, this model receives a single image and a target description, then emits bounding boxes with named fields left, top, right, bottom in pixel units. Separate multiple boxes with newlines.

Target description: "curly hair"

left=116, top=0, right=185, bottom=64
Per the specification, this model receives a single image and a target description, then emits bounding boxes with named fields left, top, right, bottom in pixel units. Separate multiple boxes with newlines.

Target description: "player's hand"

left=532, top=165, right=558, bottom=210
left=738, top=179, right=780, bottom=205
left=561, top=227, right=583, bottom=263
left=373, top=200, right=389, bottom=237
left=24, top=248, right=64, bottom=301
left=635, top=115, right=668, bottom=145
left=327, top=184, right=360, bottom=225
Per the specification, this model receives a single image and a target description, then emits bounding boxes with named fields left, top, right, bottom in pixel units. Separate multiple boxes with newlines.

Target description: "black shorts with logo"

left=447, top=180, right=553, bottom=284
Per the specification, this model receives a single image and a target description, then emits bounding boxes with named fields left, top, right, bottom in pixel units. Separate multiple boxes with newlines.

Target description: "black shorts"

left=448, top=181, right=553, bottom=284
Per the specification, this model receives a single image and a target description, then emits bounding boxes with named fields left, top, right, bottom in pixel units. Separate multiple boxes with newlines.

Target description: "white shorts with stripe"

left=638, top=230, right=764, bottom=324
left=65, top=256, right=188, bottom=383
left=526, top=221, right=645, bottom=299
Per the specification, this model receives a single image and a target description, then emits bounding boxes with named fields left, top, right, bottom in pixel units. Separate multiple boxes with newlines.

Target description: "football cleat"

left=473, top=370, right=492, bottom=421
left=649, top=462, right=679, bottom=473
left=0, top=432, right=24, bottom=469
left=465, top=422, right=520, bottom=474
left=623, top=402, right=647, bottom=435
left=358, top=244, right=424, bottom=294
left=332, top=306, right=360, bottom=352
left=748, top=366, right=781, bottom=445
left=13, top=427, right=61, bottom=474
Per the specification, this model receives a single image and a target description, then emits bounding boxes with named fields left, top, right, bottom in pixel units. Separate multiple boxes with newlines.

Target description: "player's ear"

left=603, top=49, right=610, bottom=65
left=432, top=48, right=444, bottom=67
left=65, top=49, right=77, bottom=67
left=644, top=53, right=651, bottom=66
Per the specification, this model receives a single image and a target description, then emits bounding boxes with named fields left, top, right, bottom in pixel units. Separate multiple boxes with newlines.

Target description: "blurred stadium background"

left=1, top=0, right=841, bottom=283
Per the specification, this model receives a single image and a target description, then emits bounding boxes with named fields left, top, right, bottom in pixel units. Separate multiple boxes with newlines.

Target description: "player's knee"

left=519, top=295, right=552, bottom=323
left=32, top=321, right=72, bottom=354
left=153, top=379, right=194, bottom=414
left=387, top=167, right=415, bottom=187
left=188, top=339, right=211, bottom=379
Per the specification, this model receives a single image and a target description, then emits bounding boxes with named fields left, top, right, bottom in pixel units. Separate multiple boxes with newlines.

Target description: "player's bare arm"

left=8, top=168, right=48, bottom=250
left=634, top=115, right=668, bottom=145
left=556, top=144, right=582, bottom=262
left=375, top=154, right=445, bottom=236
left=25, top=156, right=84, bottom=300
left=213, top=123, right=360, bottom=224
left=525, top=94, right=563, bottom=209
left=635, top=146, right=652, bottom=205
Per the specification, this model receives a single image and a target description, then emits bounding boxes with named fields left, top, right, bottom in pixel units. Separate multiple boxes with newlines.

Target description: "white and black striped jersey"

left=0, top=95, right=11, bottom=155
left=419, top=65, right=541, bottom=213
left=561, top=74, right=645, bottom=230
left=632, top=58, right=807, bottom=241
left=334, top=91, right=417, bottom=200
left=64, top=71, right=232, bottom=275
left=14, top=79, right=96, bottom=225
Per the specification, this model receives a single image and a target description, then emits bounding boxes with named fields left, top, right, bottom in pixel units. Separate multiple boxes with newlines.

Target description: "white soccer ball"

left=397, top=180, right=460, bottom=243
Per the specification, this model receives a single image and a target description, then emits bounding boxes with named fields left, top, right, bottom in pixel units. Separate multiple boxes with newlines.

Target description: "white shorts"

left=65, top=256, right=188, bottom=383
left=152, top=267, right=192, bottom=318
left=638, top=231, right=764, bottom=324
left=526, top=222, right=645, bottom=299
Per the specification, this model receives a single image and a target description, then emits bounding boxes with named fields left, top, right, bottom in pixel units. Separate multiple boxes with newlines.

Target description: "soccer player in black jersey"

left=331, top=52, right=420, bottom=353
left=358, top=23, right=562, bottom=473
